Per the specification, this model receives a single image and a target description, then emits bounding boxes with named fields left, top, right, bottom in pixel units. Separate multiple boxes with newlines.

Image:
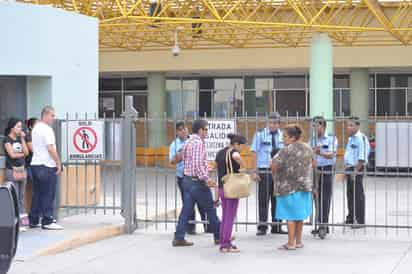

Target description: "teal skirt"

left=276, top=191, right=313, bottom=221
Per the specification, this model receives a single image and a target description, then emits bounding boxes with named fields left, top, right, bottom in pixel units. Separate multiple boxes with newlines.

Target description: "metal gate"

left=57, top=100, right=412, bottom=237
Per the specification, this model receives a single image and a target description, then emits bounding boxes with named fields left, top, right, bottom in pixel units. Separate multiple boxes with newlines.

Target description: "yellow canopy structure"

left=20, top=0, right=412, bottom=50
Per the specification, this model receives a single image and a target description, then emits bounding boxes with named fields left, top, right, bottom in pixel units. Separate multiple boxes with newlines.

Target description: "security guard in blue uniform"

left=251, top=113, right=286, bottom=236
left=310, top=116, right=338, bottom=235
left=344, top=117, right=370, bottom=228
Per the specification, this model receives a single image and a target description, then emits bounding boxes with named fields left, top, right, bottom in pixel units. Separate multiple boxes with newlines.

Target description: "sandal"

left=229, top=246, right=240, bottom=253
left=278, top=244, right=296, bottom=251
left=296, top=243, right=304, bottom=249
left=220, top=247, right=231, bottom=253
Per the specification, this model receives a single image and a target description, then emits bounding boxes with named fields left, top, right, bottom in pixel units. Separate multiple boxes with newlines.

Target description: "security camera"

left=172, top=44, right=181, bottom=56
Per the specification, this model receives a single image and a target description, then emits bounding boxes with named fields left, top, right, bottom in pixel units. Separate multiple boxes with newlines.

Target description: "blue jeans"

left=174, top=176, right=220, bottom=241
left=177, top=177, right=207, bottom=232
left=29, top=165, right=57, bottom=226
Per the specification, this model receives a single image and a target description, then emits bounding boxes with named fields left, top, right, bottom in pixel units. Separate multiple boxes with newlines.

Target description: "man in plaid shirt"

left=173, top=120, right=221, bottom=247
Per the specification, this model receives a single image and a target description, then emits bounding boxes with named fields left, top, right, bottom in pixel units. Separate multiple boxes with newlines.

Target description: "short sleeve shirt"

left=272, top=142, right=314, bottom=196
left=3, top=136, right=25, bottom=169
left=31, top=122, right=57, bottom=168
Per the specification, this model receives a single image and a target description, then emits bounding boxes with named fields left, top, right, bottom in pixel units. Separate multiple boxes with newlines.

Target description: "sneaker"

left=42, top=223, right=64, bottom=230
left=19, top=227, right=27, bottom=232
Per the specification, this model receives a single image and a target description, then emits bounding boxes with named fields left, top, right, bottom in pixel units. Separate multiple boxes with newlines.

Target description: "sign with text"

left=205, top=120, right=236, bottom=161
left=67, top=121, right=104, bottom=160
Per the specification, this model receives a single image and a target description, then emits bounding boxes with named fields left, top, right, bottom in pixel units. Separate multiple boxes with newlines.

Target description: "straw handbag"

left=222, top=148, right=252, bottom=199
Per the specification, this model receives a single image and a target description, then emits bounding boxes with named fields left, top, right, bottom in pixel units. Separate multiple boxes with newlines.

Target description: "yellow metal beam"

left=18, top=0, right=412, bottom=50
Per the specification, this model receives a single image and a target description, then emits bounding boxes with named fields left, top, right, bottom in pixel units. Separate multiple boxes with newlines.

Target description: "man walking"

left=251, top=113, right=286, bottom=236
left=169, top=121, right=206, bottom=234
left=344, top=117, right=370, bottom=228
left=310, top=116, right=338, bottom=235
left=29, top=106, right=63, bottom=230
left=172, top=119, right=220, bottom=247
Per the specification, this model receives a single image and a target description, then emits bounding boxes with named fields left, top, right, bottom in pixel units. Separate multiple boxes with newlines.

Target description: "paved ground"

left=9, top=227, right=412, bottom=274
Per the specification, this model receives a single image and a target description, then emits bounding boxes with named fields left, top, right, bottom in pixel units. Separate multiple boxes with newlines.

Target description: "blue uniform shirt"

left=344, top=130, right=370, bottom=167
left=310, top=132, right=338, bottom=167
left=169, top=137, right=187, bottom=178
left=251, top=128, right=284, bottom=168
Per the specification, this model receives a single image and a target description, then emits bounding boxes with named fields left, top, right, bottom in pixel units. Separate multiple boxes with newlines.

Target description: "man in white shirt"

left=28, top=106, right=63, bottom=230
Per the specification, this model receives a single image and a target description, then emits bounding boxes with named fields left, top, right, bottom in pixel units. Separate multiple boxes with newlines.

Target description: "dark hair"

left=175, top=121, right=185, bottom=130
left=268, top=112, right=281, bottom=122
left=348, top=116, right=361, bottom=126
left=227, top=133, right=246, bottom=145
left=4, top=118, right=22, bottom=136
left=313, top=116, right=327, bottom=128
left=27, top=117, right=38, bottom=130
left=284, top=124, right=303, bottom=141
left=192, top=119, right=208, bottom=134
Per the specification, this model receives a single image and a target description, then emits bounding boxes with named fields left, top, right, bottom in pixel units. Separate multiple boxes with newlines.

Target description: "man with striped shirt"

left=173, top=119, right=220, bottom=247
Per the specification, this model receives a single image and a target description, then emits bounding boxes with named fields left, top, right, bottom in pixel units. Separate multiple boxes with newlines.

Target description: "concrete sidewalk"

left=9, top=227, right=412, bottom=274
left=15, top=213, right=124, bottom=261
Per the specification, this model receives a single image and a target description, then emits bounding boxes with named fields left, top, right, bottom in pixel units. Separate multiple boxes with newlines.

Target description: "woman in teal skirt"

left=271, top=124, right=314, bottom=250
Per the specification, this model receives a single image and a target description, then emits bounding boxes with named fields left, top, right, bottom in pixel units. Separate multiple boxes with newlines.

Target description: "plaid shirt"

left=182, top=134, right=209, bottom=181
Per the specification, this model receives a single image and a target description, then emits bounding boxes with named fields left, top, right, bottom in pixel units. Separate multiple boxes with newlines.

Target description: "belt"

left=258, top=167, right=270, bottom=171
left=184, top=175, right=201, bottom=181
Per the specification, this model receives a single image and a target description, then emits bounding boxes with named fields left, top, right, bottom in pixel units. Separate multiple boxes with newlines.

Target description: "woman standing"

left=215, top=134, right=247, bottom=253
left=271, top=125, right=314, bottom=250
left=3, top=118, right=29, bottom=231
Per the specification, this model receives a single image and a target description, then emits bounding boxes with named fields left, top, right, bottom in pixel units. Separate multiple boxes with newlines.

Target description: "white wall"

left=0, top=2, right=98, bottom=118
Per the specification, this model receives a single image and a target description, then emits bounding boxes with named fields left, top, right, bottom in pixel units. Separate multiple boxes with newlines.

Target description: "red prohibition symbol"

left=73, top=127, right=98, bottom=153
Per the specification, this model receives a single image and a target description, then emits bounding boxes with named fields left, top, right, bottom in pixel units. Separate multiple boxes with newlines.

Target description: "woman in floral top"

left=271, top=124, right=314, bottom=250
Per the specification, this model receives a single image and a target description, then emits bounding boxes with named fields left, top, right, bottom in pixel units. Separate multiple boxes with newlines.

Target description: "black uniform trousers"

left=316, top=165, right=333, bottom=227
left=257, top=169, right=282, bottom=232
left=345, top=167, right=365, bottom=225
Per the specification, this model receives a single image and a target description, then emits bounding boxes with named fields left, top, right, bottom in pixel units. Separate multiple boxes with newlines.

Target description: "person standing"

left=251, top=113, right=286, bottom=236
left=272, top=125, right=314, bottom=250
left=215, top=133, right=247, bottom=253
left=344, top=117, right=370, bottom=228
left=3, top=118, right=29, bottom=231
left=29, top=106, right=64, bottom=230
left=310, top=116, right=338, bottom=235
left=172, top=119, right=220, bottom=247
left=169, top=121, right=206, bottom=234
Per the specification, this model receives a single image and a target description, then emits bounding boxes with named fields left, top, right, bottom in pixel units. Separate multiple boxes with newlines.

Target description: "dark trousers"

left=316, top=166, right=333, bottom=226
left=176, top=177, right=206, bottom=232
left=345, top=167, right=365, bottom=225
left=258, top=170, right=281, bottom=232
left=174, top=176, right=220, bottom=241
left=29, top=165, right=57, bottom=226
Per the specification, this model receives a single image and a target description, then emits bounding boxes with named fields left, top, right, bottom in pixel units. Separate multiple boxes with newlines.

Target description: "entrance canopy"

left=21, top=0, right=412, bottom=50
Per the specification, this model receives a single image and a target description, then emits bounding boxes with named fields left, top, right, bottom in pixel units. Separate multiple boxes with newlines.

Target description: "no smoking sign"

left=67, top=121, right=104, bottom=160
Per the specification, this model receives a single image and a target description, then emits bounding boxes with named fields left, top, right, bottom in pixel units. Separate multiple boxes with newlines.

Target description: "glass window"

left=125, top=93, right=148, bottom=117
left=99, top=93, right=122, bottom=118
left=254, top=78, right=273, bottom=116
left=124, top=78, right=147, bottom=90
left=99, top=78, right=121, bottom=91
left=166, top=79, right=198, bottom=118
left=334, top=75, right=350, bottom=89
left=376, top=89, right=406, bottom=116
left=275, top=90, right=306, bottom=116
left=334, top=89, right=350, bottom=116
left=274, top=75, right=306, bottom=89
left=214, top=78, right=243, bottom=117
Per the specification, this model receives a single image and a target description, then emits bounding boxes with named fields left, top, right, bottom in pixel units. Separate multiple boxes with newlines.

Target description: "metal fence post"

left=121, top=97, right=138, bottom=234
left=53, top=119, right=62, bottom=221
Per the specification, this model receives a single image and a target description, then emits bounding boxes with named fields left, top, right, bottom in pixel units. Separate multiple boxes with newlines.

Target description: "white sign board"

left=66, top=121, right=105, bottom=161
left=376, top=122, right=412, bottom=168
left=205, top=120, right=236, bottom=161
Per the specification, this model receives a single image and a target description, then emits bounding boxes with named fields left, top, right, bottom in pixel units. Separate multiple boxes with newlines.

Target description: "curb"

left=34, top=224, right=125, bottom=257
left=34, top=208, right=179, bottom=257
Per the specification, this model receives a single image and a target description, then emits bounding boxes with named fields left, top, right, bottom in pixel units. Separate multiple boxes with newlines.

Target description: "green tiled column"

left=148, top=73, right=167, bottom=147
left=350, top=69, right=370, bottom=133
left=310, top=33, right=334, bottom=130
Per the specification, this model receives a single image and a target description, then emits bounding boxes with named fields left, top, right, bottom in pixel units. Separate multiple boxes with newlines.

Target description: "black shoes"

left=256, top=230, right=267, bottom=236
left=271, top=227, right=288, bottom=234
